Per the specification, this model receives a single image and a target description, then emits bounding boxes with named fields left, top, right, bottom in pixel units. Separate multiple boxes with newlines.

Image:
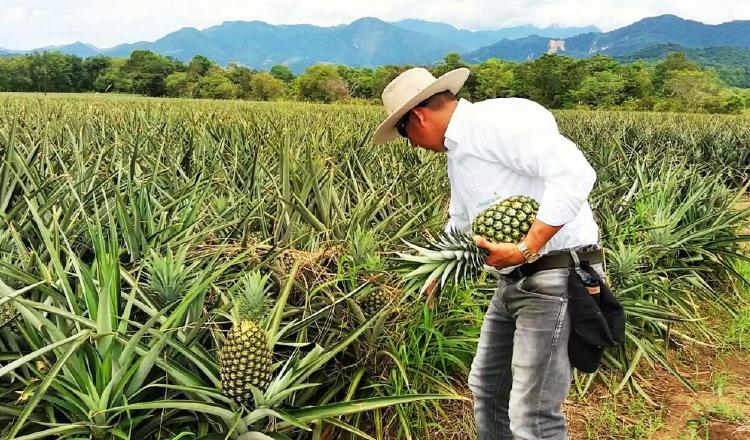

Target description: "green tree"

left=122, top=50, right=177, bottom=96
left=165, top=71, right=197, bottom=97
left=337, top=66, right=375, bottom=99
left=296, top=64, right=349, bottom=102
left=27, top=51, right=77, bottom=93
left=94, top=65, right=133, bottom=93
left=249, top=72, right=285, bottom=101
left=653, top=52, right=699, bottom=92
left=80, top=55, right=112, bottom=91
left=195, top=72, right=237, bottom=99
left=571, top=71, right=627, bottom=107
left=663, top=69, right=725, bottom=111
left=473, top=59, right=515, bottom=100
left=225, top=63, right=254, bottom=99
left=513, top=54, right=584, bottom=108
left=188, top=55, right=214, bottom=77
left=621, top=61, right=654, bottom=99
left=431, top=52, right=468, bottom=77
left=0, top=56, right=33, bottom=91
left=270, top=64, right=295, bottom=83
left=721, top=93, right=745, bottom=113
left=582, top=55, right=621, bottom=74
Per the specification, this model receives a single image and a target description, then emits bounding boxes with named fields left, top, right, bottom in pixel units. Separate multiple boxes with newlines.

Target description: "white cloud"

left=1, top=5, right=26, bottom=21
left=0, top=0, right=748, bottom=50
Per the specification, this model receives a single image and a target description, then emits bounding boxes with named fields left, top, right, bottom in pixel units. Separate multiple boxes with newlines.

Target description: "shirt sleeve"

left=476, top=115, right=597, bottom=227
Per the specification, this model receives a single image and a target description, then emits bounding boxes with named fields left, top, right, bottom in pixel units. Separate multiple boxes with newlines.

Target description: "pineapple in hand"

left=397, top=195, right=539, bottom=294
left=218, top=270, right=274, bottom=406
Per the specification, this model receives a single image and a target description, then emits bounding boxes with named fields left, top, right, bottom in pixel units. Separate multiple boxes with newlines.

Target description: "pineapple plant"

left=344, top=227, right=392, bottom=313
left=147, top=247, right=188, bottom=307
left=218, top=270, right=274, bottom=406
left=398, top=195, right=539, bottom=293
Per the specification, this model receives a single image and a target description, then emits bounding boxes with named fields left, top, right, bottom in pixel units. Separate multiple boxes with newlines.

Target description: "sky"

left=1, top=0, right=749, bottom=50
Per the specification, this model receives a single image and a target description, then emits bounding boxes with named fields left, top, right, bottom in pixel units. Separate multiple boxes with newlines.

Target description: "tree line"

left=1, top=50, right=748, bottom=113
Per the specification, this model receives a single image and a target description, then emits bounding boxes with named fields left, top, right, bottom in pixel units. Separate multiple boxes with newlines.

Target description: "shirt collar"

left=444, top=98, right=472, bottom=154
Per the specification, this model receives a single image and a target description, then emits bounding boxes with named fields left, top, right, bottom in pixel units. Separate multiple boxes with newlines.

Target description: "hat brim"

left=372, top=67, right=470, bottom=145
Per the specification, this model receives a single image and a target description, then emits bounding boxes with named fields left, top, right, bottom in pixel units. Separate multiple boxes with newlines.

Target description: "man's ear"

left=411, top=107, right=428, bottom=127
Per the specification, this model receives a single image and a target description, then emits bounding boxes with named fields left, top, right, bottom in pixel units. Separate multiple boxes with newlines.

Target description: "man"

left=373, top=67, right=605, bottom=440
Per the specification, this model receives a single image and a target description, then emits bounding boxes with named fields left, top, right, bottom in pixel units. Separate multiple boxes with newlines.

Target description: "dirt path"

left=653, top=352, right=750, bottom=440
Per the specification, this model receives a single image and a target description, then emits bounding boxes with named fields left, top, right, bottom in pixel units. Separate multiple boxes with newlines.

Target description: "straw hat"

left=372, top=67, right=470, bottom=145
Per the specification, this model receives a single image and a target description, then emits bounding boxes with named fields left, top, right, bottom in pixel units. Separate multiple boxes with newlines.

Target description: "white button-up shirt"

left=443, top=98, right=599, bottom=255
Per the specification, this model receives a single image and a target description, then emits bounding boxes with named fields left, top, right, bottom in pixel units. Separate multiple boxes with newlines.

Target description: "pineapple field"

left=0, top=93, right=749, bottom=439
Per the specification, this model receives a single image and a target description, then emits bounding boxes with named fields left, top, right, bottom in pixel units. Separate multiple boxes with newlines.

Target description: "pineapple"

left=472, top=196, right=539, bottom=243
left=359, top=289, right=388, bottom=314
left=398, top=195, right=539, bottom=293
left=218, top=271, right=274, bottom=406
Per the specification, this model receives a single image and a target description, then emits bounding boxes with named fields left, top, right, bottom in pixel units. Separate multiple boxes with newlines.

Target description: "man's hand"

left=474, top=236, right=526, bottom=269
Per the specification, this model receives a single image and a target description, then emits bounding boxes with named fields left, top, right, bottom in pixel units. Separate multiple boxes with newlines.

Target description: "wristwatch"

left=516, top=240, right=540, bottom=263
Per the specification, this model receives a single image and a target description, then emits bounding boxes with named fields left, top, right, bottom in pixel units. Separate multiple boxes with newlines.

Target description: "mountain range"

left=1, top=15, right=749, bottom=72
left=390, top=19, right=597, bottom=51
left=466, top=15, right=750, bottom=61
left=0, top=18, right=597, bottom=72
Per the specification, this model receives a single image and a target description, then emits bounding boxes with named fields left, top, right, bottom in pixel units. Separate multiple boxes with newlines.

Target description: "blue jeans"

left=468, top=264, right=604, bottom=440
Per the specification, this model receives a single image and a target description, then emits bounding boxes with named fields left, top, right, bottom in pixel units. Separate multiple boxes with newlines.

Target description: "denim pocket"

left=515, top=268, right=569, bottom=299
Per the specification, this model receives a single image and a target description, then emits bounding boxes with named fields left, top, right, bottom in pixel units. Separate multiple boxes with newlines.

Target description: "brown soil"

left=565, top=348, right=750, bottom=440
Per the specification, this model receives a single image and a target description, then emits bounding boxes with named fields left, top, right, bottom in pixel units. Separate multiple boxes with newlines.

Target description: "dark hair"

left=423, top=90, right=457, bottom=109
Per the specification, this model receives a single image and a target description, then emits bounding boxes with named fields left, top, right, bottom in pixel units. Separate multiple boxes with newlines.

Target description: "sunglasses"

left=396, top=100, right=429, bottom=138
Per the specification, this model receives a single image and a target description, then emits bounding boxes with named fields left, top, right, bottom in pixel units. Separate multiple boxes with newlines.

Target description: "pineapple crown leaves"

left=342, top=226, right=383, bottom=279
left=147, top=246, right=189, bottom=304
left=232, top=270, right=272, bottom=323
left=395, top=229, right=487, bottom=294
left=350, top=226, right=380, bottom=267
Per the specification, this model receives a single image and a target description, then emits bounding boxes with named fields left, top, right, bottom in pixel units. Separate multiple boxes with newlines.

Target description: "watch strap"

left=516, top=241, right=540, bottom=263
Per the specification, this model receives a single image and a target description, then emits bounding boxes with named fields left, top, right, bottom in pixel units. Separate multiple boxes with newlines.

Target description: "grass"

left=569, top=392, right=665, bottom=440
left=727, top=259, right=750, bottom=350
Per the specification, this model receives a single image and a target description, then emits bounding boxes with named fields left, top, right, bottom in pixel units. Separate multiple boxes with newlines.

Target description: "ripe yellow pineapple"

left=218, top=270, right=274, bottom=406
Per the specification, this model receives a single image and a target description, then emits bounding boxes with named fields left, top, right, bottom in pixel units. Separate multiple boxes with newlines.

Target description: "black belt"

left=510, top=246, right=604, bottom=279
